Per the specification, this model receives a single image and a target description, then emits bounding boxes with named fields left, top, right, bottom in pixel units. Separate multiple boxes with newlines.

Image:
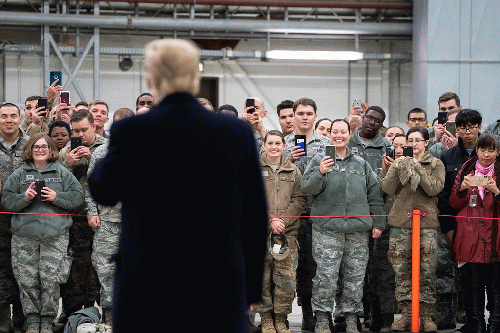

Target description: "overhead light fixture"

left=266, top=50, right=363, bottom=61
left=199, top=62, right=204, bottom=72
left=118, top=55, right=133, bottom=71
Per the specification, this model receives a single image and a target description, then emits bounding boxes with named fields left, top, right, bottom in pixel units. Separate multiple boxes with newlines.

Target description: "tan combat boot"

left=274, top=314, right=290, bottom=333
left=391, top=301, right=412, bottom=332
left=345, top=313, right=359, bottom=333
left=260, top=312, right=277, bottom=333
left=420, top=302, right=437, bottom=332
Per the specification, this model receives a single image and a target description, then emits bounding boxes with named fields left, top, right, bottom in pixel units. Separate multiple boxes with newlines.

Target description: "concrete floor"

left=253, top=299, right=467, bottom=333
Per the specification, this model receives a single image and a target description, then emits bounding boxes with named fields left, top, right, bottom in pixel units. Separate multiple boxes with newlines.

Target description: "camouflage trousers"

left=387, top=227, right=437, bottom=304
left=91, top=220, right=120, bottom=309
left=253, top=236, right=298, bottom=314
left=11, top=232, right=72, bottom=317
left=311, top=225, right=369, bottom=314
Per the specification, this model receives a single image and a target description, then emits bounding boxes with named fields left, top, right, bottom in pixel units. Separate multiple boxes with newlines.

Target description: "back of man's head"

left=455, top=109, right=482, bottom=127
left=113, top=108, right=135, bottom=122
left=144, top=39, right=200, bottom=98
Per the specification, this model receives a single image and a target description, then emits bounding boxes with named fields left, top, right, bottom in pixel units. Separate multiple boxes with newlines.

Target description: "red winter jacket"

left=449, top=160, right=500, bottom=263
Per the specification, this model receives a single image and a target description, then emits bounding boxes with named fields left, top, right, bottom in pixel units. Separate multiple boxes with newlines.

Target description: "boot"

left=420, top=302, right=437, bottom=332
left=345, top=313, right=359, bottom=333
left=435, top=293, right=456, bottom=330
left=391, top=301, right=411, bottom=332
left=301, top=301, right=315, bottom=332
left=274, top=314, right=290, bottom=333
left=259, top=312, right=276, bottom=333
left=314, top=311, right=330, bottom=333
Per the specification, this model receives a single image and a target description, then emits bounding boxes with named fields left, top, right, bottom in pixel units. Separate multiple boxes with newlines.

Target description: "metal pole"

left=93, top=1, right=100, bottom=100
left=42, top=0, right=50, bottom=90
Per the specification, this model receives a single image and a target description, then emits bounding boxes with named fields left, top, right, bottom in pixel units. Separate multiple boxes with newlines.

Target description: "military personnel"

left=2, top=133, right=84, bottom=333
left=484, top=118, right=500, bottom=137
left=0, top=103, right=29, bottom=332
left=347, top=106, right=397, bottom=332
left=301, top=119, right=385, bottom=333
left=84, top=108, right=134, bottom=325
left=59, top=110, right=107, bottom=319
left=282, top=97, right=330, bottom=332
left=241, top=97, right=268, bottom=153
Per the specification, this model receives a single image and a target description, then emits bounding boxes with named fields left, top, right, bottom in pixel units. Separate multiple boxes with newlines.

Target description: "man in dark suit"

left=88, top=39, right=269, bottom=332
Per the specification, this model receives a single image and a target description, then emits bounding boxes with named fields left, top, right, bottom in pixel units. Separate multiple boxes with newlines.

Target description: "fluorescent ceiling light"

left=266, top=50, right=363, bottom=61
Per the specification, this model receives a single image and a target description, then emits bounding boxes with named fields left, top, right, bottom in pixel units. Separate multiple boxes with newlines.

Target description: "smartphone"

left=438, top=111, right=448, bottom=125
left=353, top=100, right=362, bottom=110
left=245, top=98, right=255, bottom=114
left=50, top=71, right=62, bottom=86
left=470, top=175, right=489, bottom=187
left=446, top=121, right=456, bottom=137
left=325, top=145, right=336, bottom=164
left=387, top=145, right=396, bottom=160
left=60, top=91, right=70, bottom=105
left=35, top=180, right=45, bottom=200
left=403, top=145, right=413, bottom=158
left=37, top=98, right=47, bottom=117
left=70, top=137, right=82, bottom=151
left=294, top=135, right=307, bottom=156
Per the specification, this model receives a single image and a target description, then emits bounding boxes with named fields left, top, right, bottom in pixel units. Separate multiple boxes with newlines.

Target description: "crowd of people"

left=233, top=92, right=500, bottom=333
left=0, top=45, right=500, bottom=333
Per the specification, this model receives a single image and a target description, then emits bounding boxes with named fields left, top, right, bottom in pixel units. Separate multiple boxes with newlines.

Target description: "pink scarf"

left=475, top=160, right=495, bottom=199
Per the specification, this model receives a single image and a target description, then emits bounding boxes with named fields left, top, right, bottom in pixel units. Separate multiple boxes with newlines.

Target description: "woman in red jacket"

left=449, top=133, right=500, bottom=333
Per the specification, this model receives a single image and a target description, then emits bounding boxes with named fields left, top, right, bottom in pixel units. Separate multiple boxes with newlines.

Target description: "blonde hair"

left=144, top=39, right=200, bottom=98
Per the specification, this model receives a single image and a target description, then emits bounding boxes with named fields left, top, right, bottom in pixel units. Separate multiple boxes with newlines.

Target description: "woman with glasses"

left=381, top=126, right=445, bottom=332
left=449, top=133, right=500, bottom=333
left=1, top=133, right=84, bottom=333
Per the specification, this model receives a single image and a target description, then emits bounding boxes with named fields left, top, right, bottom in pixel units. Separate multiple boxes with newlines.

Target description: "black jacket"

left=88, top=93, right=269, bottom=333
left=438, top=137, right=477, bottom=234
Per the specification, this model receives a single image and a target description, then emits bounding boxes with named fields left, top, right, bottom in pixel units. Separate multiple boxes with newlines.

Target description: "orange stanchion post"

left=411, top=209, right=421, bottom=333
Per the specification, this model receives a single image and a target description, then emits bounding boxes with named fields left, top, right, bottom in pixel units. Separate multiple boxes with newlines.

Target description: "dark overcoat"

left=88, top=92, right=269, bottom=332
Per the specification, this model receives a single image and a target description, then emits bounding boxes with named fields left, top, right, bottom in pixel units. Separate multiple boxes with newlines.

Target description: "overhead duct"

left=0, top=12, right=412, bottom=36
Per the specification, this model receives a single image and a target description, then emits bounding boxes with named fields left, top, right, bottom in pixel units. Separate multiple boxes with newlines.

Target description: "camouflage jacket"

left=0, top=130, right=29, bottom=194
left=85, top=143, right=121, bottom=223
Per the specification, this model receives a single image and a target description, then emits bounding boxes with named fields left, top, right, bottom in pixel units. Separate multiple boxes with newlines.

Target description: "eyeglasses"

left=407, top=138, right=425, bottom=144
left=33, top=144, right=49, bottom=151
left=409, top=117, right=426, bottom=123
left=365, top=115, right=383, bottom=125
left=456, top=125, right=479, bottom=133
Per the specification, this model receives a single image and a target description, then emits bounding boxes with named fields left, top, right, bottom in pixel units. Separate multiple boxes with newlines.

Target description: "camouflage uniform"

left=85, top=143, right=121, bottom=310
left=59, top=134, right=107, bottom=314
left=0, top=130, right=28, bottom=323
left=283, top=130, right=329, bottom=321
left=311, top=225, right=369, bottom=314
left=253, top=238, right=299, bottom=315
left=11, top=232, right=72, bottom=321
left=387, top=228, right=438, bottom=303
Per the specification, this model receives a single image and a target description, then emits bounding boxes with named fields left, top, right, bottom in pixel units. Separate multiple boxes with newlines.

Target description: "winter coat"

left=348, top=127, right=391, bottom=174
left=438, top=137, right=478, bottom=234
left=1, top=162, right=84, bottom=239
left=301, top=149, right=385, bottom=232
left=260, top=153, right=307, bottom=237
left=381, top=152, right=445, bottom=229
left=449, top=158, right=500, bottom=263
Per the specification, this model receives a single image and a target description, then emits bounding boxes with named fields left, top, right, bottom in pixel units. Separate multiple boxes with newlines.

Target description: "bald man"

left=88, top=39, right=268, bottom=333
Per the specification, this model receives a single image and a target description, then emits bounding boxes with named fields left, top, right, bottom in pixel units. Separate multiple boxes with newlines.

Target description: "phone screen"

left=294, top=135, right=307, bottom=156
